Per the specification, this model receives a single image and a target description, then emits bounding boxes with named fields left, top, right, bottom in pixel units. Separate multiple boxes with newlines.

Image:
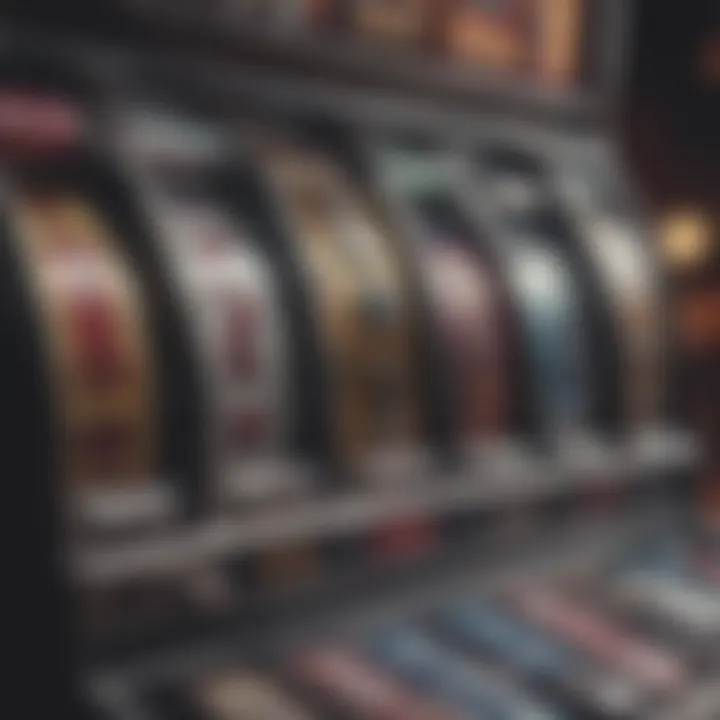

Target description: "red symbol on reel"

left=69, top=295, right=128, bottom=386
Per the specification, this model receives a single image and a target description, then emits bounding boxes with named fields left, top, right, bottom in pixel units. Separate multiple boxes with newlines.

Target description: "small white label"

left=221, top=458, right=316, bottom=505
left=359, top=447, right=433, bottom=487
left=556, top=431, right=615, bottom=479
left=74, top=480, right=179, bottom=531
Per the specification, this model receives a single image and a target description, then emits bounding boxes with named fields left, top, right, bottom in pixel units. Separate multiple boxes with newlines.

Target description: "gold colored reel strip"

left=12, top=191, right=157, bottom=493
left=264, top=146, right=420, bottom=471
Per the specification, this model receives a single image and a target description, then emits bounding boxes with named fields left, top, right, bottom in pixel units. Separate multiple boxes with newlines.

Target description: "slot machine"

left=0, top=1, right=699, bottom=718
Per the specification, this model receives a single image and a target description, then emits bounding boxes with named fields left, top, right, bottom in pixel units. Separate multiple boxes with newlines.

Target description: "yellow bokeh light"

left=660, top=208, right=714, bottom=270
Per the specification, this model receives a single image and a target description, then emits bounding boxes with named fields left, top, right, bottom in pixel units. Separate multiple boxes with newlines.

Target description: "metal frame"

left=0, top=8, right=682, bottom=717
left=0, top=0, right=630, bottom=127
